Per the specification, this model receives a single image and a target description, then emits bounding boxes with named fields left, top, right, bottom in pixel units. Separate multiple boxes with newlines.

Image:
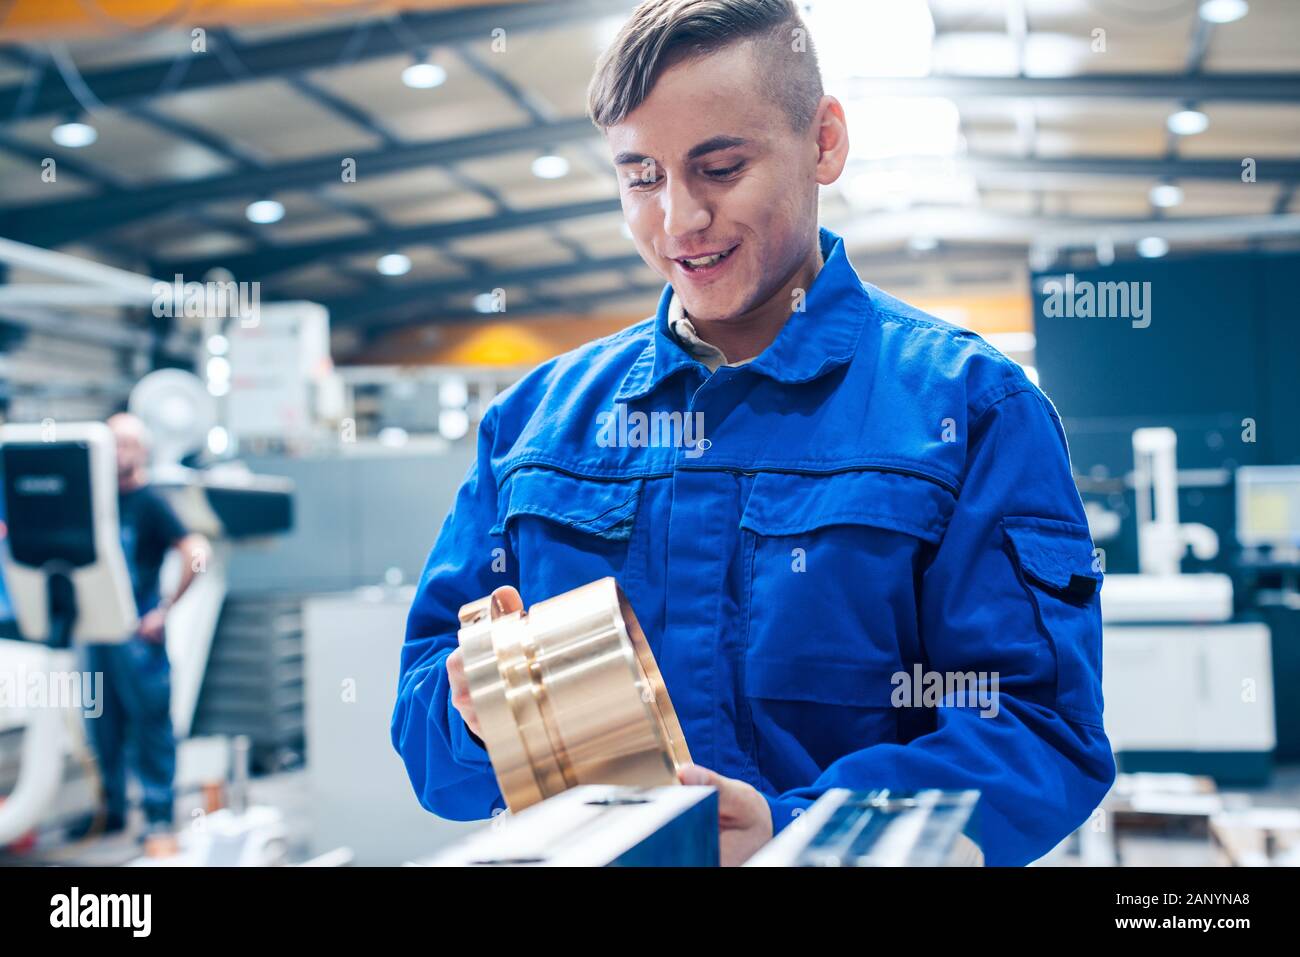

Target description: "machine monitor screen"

left=1, top=441, right=97, bottom=569
left=1236, top=466, right=1300, bottom=549
left=0, top=424, right=136, bottom=644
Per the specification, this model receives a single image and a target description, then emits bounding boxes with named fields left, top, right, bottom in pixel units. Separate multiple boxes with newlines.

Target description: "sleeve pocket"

left=1002, top=516, right=1105, bottom=726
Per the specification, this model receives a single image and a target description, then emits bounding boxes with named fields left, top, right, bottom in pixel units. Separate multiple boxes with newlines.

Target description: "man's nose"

left=661, top=175, right=711, bottom=238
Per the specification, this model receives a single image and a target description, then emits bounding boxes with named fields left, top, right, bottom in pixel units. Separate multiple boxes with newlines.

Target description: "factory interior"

left=1, top=0, right=1299, bottom=877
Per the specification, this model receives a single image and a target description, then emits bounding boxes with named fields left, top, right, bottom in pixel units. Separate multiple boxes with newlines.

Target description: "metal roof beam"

left=4, top=116, right=599, bottom=246
left=326, top=251, right=648, bottom=325
left=158, top=197, right=622, bottom=282
left=848, top=73, right=1300, bottom=101
left=0, top=0, right=636, bottom=119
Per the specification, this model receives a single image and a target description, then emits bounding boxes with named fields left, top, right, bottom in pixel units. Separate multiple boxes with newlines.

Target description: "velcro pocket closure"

left=1002, top=516, right=1104, bottom=724
left=492, top=466, right=643, bottom=542
left=1003, top=516, right=1101, bottom=602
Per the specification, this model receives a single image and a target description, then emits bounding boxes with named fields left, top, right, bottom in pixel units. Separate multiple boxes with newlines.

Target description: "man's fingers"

left=453, top=693, right=481, bottom=737
left=446, top=647, right=483, bottom=737
left=460, top=706, right=482, bottom=738
left=680, top=768, right=770, bottom=865
left=677, top=763, right=720, bottom=788
left=679, top=764, right=743, bottom=816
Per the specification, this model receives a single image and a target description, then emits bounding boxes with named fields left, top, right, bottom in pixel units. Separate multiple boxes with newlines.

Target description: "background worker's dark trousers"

left=84, top=636, right=177, bottom=825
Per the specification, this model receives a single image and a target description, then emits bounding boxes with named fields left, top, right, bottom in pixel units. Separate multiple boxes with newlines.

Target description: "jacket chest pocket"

left=739, top=469, right=955, bottom=709
left=492, top=466, right=645, bottom=600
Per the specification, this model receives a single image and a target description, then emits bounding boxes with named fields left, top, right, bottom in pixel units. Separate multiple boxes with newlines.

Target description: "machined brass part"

left=456, top=577, right=691, bottom=813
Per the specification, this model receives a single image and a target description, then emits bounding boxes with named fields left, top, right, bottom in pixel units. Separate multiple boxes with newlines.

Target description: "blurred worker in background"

left=70, top=412, right=207, bottom=840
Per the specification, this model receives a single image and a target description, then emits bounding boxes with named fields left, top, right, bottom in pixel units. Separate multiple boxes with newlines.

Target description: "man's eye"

left=705, top=163, right=744, bottom=178
left=625, top=174, right=660, bottom=190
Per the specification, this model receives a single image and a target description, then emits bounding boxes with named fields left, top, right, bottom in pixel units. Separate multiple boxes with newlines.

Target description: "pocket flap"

left=1002, top=516, right=1100, bottom=600
left=493, top=466, right=643, bottom=542
left=739, top=469, right=954, bottom=543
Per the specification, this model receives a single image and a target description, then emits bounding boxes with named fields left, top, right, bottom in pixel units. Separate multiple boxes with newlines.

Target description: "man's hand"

left=137, top=607, right=167, bottom=643
left=448, top=586, right=522, bottom=744
left=678, top=763, right=773, bottom=866
left=447, top=646, right=483, bottom=739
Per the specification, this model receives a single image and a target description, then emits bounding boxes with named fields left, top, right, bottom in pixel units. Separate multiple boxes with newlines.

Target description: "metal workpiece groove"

left=456, top=577, right=691, bottom=813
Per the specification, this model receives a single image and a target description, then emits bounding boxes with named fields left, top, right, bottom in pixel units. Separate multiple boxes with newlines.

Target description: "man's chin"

left=676, top=292, right=745, bottom=324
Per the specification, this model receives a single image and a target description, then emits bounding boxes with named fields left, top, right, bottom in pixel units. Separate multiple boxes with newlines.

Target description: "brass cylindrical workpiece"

left=456, top=577, right=692, bottom=813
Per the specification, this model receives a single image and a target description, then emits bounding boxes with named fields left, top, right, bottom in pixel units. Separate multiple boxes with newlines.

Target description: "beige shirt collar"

left=667, top=242, right=826, bottom=374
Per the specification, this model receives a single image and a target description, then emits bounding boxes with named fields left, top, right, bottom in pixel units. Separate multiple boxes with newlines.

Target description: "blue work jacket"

left=392, top=225, right=1115, bottom=866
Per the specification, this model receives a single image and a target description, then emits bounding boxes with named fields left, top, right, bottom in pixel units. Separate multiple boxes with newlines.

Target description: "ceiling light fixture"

left=245, top=199, right=285, bottom=224
left=51, top=119, right=97, bottom=148
left=1199, top=0, right=1249, bottom=25
left=402, top=61, right=447, bottom=89
left=1167, top=109, right=1209, bottom=136
left=531, top=153, right=570, bottom=179
left=377, top=253, right=412, bottom=276
left=1136, top=236, right=1169, bottom=258
left=1149, top=183, right=1184, bottom=208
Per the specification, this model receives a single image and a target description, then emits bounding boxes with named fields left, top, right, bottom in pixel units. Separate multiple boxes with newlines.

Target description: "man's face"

left=605, top=41, right=831, bottom=323
left=109, top=417, right=146, bottom=483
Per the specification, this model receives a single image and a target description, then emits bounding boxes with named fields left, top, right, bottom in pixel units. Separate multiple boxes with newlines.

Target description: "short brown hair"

left=587, top=0, right=823, bottom=132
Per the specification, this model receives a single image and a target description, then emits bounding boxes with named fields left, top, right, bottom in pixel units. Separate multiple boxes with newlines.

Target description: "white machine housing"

left=0, top=422, right=136, bottom=643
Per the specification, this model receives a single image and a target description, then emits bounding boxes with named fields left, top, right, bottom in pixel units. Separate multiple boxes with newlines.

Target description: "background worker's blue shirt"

left=119, top=484, right=187, bottom=616
left=392, top=226, right=1116, bottom=866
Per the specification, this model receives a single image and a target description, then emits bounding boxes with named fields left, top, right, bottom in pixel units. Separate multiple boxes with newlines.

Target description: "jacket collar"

left=615, top=226, right=869, bottom=403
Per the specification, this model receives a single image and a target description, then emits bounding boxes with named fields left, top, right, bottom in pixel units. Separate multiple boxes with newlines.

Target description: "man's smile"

left=671, top=242, right=741, bottom=280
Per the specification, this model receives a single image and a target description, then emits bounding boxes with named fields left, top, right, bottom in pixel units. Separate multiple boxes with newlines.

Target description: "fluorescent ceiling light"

left=1199, top=0, right=1248, bottom=24
left=1167, top=109, right=1209, bottom=136
left=245, top=199, right=285, bottom=224
left=51, top=121, right=97, bottom=148
left=377, top=253, right=412, bottom=276
left=1149, top=183, right=1184, bottom=208
left=402, top=62, right=447, bottom=89
left=531, top=154, right=569, bottom=179
left=1136, top=236, right=1169, bottom=258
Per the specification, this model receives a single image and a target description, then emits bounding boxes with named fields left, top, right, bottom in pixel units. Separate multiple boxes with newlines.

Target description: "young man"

left=74, top=413, right=206, bottom=838
left=392, top=0, right=1114, bottom=866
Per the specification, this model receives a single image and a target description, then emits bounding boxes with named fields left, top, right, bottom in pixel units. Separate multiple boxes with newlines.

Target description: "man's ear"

left=812, top=95, right=849, bottom=187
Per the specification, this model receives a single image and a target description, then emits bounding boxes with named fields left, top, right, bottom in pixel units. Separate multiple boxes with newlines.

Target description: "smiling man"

left=392, top=0, right=1115, bottom=866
